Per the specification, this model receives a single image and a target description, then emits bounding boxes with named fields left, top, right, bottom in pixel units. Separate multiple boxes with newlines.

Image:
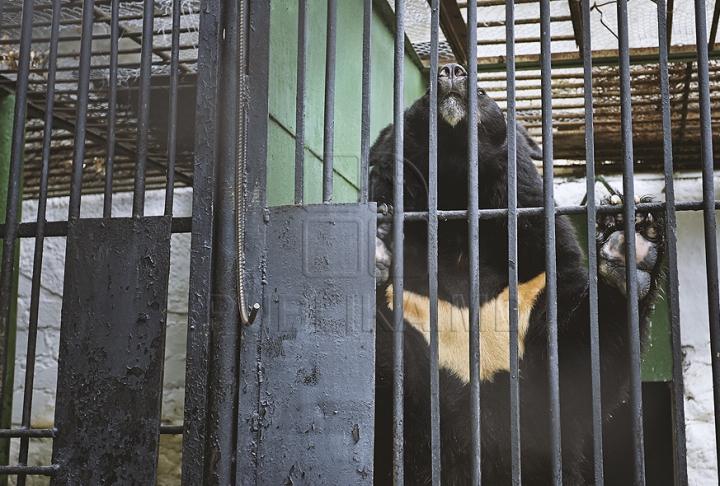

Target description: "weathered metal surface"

left=206, top=0, right=241, bottom=481
left=244, top=204, right=376, bottom=485
left=235, top=0, right=271, bottom=484
left=50, top=216, right=171, bottom=485
left=180, top=0, right=222, bottom=482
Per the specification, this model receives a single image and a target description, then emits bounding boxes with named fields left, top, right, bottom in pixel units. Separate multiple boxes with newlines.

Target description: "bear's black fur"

left=370, top=63, right=664, bottom=485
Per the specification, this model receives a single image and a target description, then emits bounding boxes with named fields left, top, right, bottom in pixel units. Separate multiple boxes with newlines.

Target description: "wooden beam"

left=474, top=44, right=720, bottom=71
left=439, top=0, right=469, bottom=65
left=667, top=0, right=675, bottom=49
left=709, top=0, right=720, bottom=51
left=568, top=0, right=584, bottom=56
left=675, top=62, right=694, bottom=153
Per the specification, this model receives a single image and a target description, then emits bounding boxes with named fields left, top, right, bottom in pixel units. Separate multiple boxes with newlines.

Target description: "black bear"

left=370, top=63, right=664, bottom=485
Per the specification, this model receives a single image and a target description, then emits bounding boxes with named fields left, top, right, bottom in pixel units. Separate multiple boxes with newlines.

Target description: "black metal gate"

left=0, top=0, right=232, bottom=482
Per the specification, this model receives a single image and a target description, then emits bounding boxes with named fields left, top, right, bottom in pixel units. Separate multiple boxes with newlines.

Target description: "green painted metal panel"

left=267, top=0, right=427, bottom=206
left=641, top=276, right=672, bottom=382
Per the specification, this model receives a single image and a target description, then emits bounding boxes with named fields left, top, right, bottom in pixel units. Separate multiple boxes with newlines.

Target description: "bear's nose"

left=439, top=63, right=467, bottom=82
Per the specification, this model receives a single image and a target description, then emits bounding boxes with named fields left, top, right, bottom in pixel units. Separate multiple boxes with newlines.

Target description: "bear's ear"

left=516, top=121, right=543, bottom=160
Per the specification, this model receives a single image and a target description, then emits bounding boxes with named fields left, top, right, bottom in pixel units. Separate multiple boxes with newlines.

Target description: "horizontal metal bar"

left=0, top=465, right=58, bottom=476
left=477, top=14, right=572, bottom=27
left=0, top=86, right=194, bottom=187
left=92, top=6, right=196, bottom=75
left=0, top=9, right=200, bottom=30
left=377, top=200, right=720, bottom=222
left=21, top=79, right=197, bottom=95
left=483, top=77, right=720, bottom=93
left=472, top=45, right=720, bottom=71
left=0, top=25, right=199, bottom=45
left=1, top=59, right=197, bottom=76
left=461, top=0, right=558, bottom=6
left=0, top=217, right=192, bottom=238
left=477, top=64, right=720, bottom=82
left=160, top=425, right=183, bottom=435
left=0, top=428, right=56, bottom=438
left=0, top=0, right=144, bottom=12
left=478, top=34, right=575, bottom=46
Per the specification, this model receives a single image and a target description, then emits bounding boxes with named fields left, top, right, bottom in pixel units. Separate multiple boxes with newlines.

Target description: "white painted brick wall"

left=555, top=172, right=720, bottom=485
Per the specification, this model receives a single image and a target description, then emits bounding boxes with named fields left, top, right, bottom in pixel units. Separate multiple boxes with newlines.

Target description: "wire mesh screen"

left=0, top=0, right=199, bottom=198
left=395, top=0, right=720, bottom=173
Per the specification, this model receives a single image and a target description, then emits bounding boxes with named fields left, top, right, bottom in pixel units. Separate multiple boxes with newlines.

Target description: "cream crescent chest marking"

left=386, top=272, right=546, bottom=383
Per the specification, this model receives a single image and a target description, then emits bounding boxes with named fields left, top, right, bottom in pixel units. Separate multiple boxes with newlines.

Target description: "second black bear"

left=370, top=63, right=664, bottom=484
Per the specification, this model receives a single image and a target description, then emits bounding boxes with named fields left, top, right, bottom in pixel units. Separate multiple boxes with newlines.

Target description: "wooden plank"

left=568, top=0, right=584, bottom=55
left=439, top=0, right=469, bottom=65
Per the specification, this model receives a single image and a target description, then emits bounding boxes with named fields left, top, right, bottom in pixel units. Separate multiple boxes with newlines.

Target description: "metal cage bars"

left=392, top=1, right=406, bottom=484
left=428, top=4, right=442, bottom=485
left=695, top=0, right=720, bottom=477
left=1, top=0, right=720, bottom=484
left=505, top=1, right=522, bottom=482
left=380, top=0, right=717, bottom=484
left=658, top=0, right=690, bottom=483
left=0, top=0, right=192, bottom=480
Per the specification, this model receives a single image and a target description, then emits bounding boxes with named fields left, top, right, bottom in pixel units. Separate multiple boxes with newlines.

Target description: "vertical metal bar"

left=540, top=0, right=562, bottom=482
left=234, top=0, right=271, bottom=481
left=181, top=0, right=222, bottom=482
left=132, top=0, right=155, bottom=218
left=67, top=0, right=95, bottom=220
left=657, top=1, right=689, bottom=483
left=428, top=1, right=441, bottom=484
left=103, top=0, right=119, bottom=218
left=616, top=0, right=645, bottom=482
left=16, top=0, right=61, bottom=483
left=392, top=1, right=405, bottom=483
left=206, top=0, right=240, bottom=479
left=466, top=1, right=481, bottom=485
left=359, top=0, right=372, bottom=204
left=581, top=0, right=604, bottom=483
left=0, top=0, right=34, bottom=425
left=294, top=0, right=308, bottom=205
left=505, top=0, right=521, bottom=483
left=165, top=0, right=182, bottom=216
left=322, top=0, right=337, bottom=203
left=667, top=0, right=675, bottom=49
left=694, top=0, right=720, bottom=475
left=0, top=91, right=17, bottom=478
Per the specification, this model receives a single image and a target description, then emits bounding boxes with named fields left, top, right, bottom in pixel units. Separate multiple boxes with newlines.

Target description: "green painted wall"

left=267, top=0, right=427, bottom=206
